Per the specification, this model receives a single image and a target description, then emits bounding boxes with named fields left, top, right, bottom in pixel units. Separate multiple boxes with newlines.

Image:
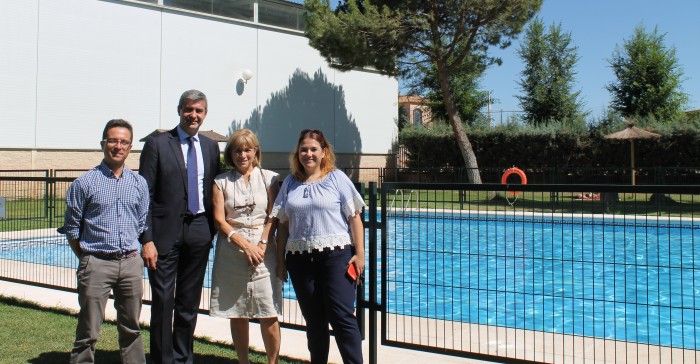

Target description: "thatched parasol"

left=604, top=119, right=661, bottom=185
left=139, top=129, right=228, bottom=142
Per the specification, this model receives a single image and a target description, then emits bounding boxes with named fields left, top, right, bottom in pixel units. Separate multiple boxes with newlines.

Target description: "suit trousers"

left=286, top=246, right=363, bottom=364
left=148, top=214, right=212, bottom=364
left=70, top=254, right=145, bottom=364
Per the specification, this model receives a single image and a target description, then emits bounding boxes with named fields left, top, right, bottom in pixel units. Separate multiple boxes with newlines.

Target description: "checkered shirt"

left=59, top=162, right=149, bottom=255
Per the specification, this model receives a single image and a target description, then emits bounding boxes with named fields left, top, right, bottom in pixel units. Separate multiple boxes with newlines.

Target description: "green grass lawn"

left=0, top=198, right=65, bottom=232
left=0, top=295, right=307, bottom=364
left=378, top=189, right=700, bottom=216
left=3, top=190, right=698, bottom=233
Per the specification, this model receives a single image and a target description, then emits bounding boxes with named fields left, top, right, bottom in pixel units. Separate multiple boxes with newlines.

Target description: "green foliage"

left=398, top=106, right=409, bottom=131
left=516, top=18, right=585, bottom=125
left=687, top=109, right=700, bottom=122
left=305, top=0, right=543, bottom=179
left=399, top=119, right=700, bottom=169
left=399, top=121, right=590, bottom=168
left=606, top=24, right=688, bottom=121
left=0, top=296, right=304, bottom=364
left=408, top=55, right=488, bottom=125
left=305, top=0, right=542, bottom=77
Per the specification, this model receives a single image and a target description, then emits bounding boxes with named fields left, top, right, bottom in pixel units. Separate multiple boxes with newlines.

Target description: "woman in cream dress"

left=210, top=129, right=282, bottom=364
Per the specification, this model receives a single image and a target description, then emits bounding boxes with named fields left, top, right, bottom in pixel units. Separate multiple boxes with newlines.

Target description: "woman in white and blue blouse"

left=270, top=129, right=365, bottom=364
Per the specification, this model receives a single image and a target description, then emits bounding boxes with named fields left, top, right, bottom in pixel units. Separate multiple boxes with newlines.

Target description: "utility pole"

left=487, top=90, right=492, bottom=127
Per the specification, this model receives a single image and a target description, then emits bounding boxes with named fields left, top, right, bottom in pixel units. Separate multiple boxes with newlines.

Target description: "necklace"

left=233, top=168, right=256, bottom=215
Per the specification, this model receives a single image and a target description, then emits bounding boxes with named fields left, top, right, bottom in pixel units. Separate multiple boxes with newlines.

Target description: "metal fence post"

left=354, top=182, right=366, bottom=340
left=368, top=182, right=378, bottom=364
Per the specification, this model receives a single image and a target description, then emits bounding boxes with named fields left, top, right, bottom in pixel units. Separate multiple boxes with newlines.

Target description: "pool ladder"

left=390, top=189, right=418, bottom=213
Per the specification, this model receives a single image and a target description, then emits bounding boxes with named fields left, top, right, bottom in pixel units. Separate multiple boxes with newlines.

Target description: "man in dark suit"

left=139, top=89, right=221, bottom=364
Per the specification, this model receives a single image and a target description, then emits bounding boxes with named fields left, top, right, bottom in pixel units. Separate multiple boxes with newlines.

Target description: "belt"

left=291, top=245, right=350, bottom=255
left=87, top=250, right=139, bottom=260
left=227, top=220, right=265, bottom=228
left=184, top=212, right=206, bottom=219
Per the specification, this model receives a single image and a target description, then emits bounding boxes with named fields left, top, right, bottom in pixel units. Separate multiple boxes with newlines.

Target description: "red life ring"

left=501, top=167, right=527, bottom=195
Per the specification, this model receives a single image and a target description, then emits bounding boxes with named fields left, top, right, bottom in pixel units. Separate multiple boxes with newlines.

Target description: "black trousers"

left=148, top=214, right=211, bottom=364
left=286, top=245, right=363, bottom=364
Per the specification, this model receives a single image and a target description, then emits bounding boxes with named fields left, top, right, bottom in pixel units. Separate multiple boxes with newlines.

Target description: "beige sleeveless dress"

left=209, top=167, right=282, bottom=319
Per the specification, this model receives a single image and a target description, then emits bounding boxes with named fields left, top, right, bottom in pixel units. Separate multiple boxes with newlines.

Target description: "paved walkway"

left=0, top=280, right=483, bottom=363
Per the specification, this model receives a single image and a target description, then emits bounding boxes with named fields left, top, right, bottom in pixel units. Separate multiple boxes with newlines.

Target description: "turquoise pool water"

left=2, top=213, right=698, bottom=349
left=386, top=213, right=699, bottom=350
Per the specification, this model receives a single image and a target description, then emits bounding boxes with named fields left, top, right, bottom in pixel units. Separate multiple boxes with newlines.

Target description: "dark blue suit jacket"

left=139, top=128, right=220, bottom=252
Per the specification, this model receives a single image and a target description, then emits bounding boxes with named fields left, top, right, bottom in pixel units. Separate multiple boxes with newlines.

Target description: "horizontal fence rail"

left=380, top=182, right=700, bottom=363
left=3, top=171, right=700, bottom=363
left=0, top=174, right=311, bottom=329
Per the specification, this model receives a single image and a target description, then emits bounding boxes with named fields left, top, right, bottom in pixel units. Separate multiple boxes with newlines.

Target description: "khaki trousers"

left=70, top=254, right=145, bottom=364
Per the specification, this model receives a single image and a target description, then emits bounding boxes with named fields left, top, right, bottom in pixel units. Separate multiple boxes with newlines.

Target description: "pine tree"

left=304, top=0, right=542, bottom=183
left=516, top=18, right=584, bottom=125
left=606, top=25, right=687, bottom=121
left=412, top=57, right=488, bottom=126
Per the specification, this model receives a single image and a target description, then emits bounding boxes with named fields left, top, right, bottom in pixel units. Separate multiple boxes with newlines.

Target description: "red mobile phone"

left=346, top=263, right=358, bottom=281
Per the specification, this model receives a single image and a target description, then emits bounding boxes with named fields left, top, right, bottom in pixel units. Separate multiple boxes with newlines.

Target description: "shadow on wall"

left=230, top=69, right=362, bottom=175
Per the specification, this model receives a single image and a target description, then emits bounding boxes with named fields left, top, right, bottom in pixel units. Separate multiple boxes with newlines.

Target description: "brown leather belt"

left=87, top=250, right=139, bottom=260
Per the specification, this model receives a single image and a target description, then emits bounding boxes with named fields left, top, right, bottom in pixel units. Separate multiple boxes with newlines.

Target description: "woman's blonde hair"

left=289, top=129, right=336, bottom=181
left=224, top=129, right=261, bottom=168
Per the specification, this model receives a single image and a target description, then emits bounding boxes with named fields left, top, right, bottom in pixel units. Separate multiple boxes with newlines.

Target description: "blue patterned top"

left=271, top=170, right=365, bottom=253
left=59, top=162, right=149, bottom=255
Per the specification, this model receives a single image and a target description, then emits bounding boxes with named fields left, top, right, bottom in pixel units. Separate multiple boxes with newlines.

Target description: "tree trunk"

left=436, top=59, right=483, bottom=184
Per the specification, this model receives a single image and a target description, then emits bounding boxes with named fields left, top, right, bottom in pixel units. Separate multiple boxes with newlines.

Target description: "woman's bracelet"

left=227, top=228, right=238, bottom=241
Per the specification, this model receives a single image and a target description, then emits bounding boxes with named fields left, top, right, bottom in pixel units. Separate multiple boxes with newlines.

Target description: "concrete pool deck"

left=0, top=279, right=481, bottom=364
left=2, top=275, right=700, bottom=363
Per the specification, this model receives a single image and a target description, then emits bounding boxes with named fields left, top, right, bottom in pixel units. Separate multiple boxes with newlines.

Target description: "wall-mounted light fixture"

left=241, top=69, right=253, bottom=84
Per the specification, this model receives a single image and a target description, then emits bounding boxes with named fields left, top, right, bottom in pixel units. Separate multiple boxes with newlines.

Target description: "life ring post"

left=501, top=167, right=527, bottom=195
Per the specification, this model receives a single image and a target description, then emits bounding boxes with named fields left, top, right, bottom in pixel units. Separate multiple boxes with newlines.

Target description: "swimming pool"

left=385, top=212, right=700, bottom=350
left=2, top=212, right=699, bottom=349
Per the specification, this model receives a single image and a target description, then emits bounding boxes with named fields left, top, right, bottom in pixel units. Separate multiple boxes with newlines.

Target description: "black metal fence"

left=369, top=182, right=700, bottom=363
left=2, top=171, right=700, bottom=363
left=344, top=165, right=700, bottom=186
left=0, top=172, right=311, bottom=329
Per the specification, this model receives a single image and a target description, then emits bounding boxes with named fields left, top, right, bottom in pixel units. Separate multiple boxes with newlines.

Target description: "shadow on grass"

left=27, top=351, right=285, bottom=364
left=2, top=296, right=308, bottom=364
left=0, top=294, right=78, bottom=316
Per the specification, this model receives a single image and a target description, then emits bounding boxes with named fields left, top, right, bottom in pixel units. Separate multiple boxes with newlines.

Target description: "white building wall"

left=0, top=0, right=397, bottom=161
left=1, top=1, right=40, bottom=148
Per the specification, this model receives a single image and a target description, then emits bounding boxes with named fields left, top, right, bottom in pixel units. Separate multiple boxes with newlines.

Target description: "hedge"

left=399, top=119, right=700, bottom=169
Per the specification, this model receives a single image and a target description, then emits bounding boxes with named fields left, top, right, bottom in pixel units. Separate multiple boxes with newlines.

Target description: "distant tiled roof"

left=398, top=95, right=430, bottom=105
left=139, top=129, right=228, bottom=142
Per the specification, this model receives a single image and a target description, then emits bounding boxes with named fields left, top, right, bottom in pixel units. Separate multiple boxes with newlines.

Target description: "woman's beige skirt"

left=209, top=226, right=282, bottom=319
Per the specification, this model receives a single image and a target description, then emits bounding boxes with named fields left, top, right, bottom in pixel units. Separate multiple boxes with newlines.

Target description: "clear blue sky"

left=311, top=0, right=700, bottom=120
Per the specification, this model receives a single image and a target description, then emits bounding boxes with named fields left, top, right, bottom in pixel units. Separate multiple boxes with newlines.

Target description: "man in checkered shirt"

left=59, top=119, right=149, bottom=364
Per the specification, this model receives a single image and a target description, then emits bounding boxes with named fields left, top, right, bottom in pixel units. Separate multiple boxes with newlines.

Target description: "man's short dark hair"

left=102, top=119, right=134, bottom=141
left=178, top=89, right=208, bottom=111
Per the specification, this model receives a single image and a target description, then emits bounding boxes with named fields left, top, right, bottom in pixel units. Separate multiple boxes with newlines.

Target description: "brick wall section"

left=0, top=149, right=143, bottom=170
left=0, top=149, right=394, bottom=180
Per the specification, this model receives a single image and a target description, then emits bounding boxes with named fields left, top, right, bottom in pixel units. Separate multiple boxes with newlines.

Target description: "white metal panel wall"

left=334, top=70, right=398, bottom=154
left=254, top=29, right=398, bottom=154
left=159, top=11, right=259, bottom=140
left=254, top=29, right=337, bottom=153
left=1, top=0, right=397, bottom=155
left=35, top=0, right=162, bottom=149
left=0, top=0, right=39, bottom=148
